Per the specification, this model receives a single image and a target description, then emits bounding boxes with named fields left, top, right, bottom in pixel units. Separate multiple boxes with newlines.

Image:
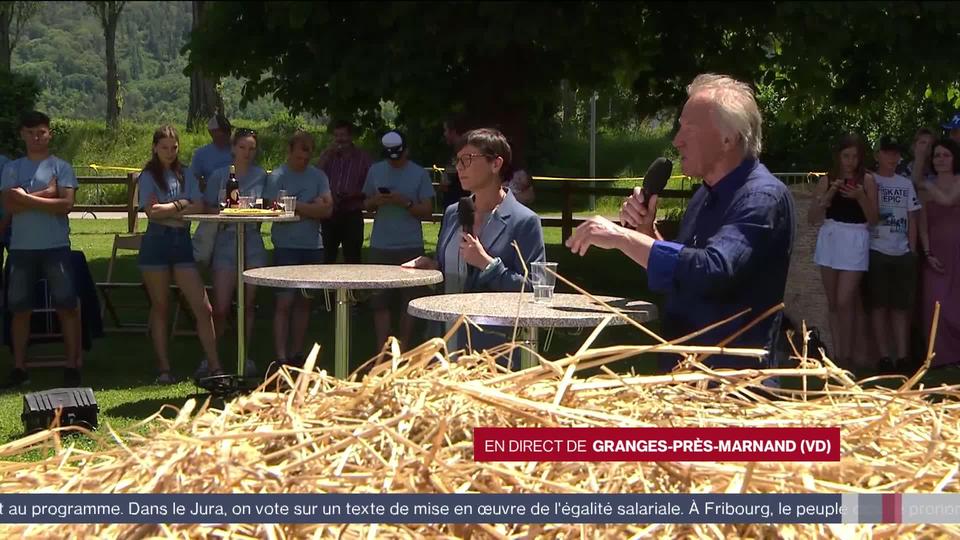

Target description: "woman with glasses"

left=200, top=127, right=267, bottom=376
left=404, top=128, right=545, bottom=361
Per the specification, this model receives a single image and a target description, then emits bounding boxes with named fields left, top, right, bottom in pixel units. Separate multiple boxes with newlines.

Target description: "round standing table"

left=184, top=212, right=298, bottom=376
left=243, top=264, right=442, bottom=378
left=408, top=292, right=658, bottom=368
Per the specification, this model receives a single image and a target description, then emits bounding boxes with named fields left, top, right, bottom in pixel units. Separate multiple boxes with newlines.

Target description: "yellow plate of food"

left=220, top=208, right=285, bottom=216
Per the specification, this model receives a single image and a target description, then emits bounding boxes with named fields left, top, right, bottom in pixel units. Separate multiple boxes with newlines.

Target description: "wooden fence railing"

left=77, top=170, right=820, bottom=240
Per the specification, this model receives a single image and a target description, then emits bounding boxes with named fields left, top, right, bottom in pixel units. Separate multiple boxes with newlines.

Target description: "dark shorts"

left=368, top=246, right=426, bottom=310
left=864, top=250, right=917, bottom=310
left=273, top=247, right=324, bottom=296
left=139, top=222, right=196, bottom=271
left=6, top=247, right=78, bottom=312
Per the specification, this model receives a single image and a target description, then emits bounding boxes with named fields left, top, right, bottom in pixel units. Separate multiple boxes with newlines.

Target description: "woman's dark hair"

left=455, top=128, right=513, bottom=181
left=828, top=132, right=868, bottom=183
left=931, top=137, right=960, bottom=175
left=232, top=127, right=258, bottom=146
left=143, top=125, right=184, bottom=191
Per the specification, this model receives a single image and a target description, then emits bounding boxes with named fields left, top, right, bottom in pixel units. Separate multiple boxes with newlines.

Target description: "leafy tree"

left=186, top=2, right=960, bottom=171
left=0, top=70, right=39, bottom=155
left=185, top=2, right=646, bottom=165
left=0, top=1, right=37, bottom=71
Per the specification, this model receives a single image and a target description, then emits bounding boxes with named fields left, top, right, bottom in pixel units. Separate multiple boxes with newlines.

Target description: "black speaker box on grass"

left=22, top=388, right=99, bottom=434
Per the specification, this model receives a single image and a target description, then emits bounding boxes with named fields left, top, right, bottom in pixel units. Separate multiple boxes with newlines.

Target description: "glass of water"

left=282, top=196, right=297, bottom=215
left=531, top=261, right=558, bottom=304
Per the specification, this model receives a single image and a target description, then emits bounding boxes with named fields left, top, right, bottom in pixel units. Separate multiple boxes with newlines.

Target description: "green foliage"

left=0, top=69, right=39, bottom=156
left=185, top=2, right=646, bottom=168
left=186, top=2, right=960, bottom=176
left=10, top=1, right=288, bottom=122
left=627, top=3, right=960, bottom=170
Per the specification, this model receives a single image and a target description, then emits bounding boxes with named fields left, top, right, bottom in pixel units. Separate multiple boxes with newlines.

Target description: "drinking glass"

left=238, top=196, right=254, bottom=209
left=531, top=261, right=558, bottom=304
left=282, top=196, right=297, bottom=215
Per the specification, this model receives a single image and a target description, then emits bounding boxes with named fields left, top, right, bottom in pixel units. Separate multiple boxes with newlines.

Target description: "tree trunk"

left=560, top=79, right=577, bottom=128
left=187, top=0, right=223, bottom=131
left=0, top=6, right=13, bottom=71
left=105, top=14, right=119, bottom=129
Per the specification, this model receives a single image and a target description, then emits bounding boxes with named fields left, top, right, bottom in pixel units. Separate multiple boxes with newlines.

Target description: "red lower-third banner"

left=473, top=427, right=840, bottom=462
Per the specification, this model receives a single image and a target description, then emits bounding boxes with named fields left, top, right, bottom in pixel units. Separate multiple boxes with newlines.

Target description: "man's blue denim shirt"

left=647, top=157, right=796, bottom=367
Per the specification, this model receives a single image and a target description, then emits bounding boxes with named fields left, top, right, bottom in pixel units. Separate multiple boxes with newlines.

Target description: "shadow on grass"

left=103, top=397, right=186, bottom=420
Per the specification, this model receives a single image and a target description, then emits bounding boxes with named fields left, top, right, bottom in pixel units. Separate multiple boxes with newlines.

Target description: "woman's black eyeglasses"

left=455, top=153, right=494, bottom=169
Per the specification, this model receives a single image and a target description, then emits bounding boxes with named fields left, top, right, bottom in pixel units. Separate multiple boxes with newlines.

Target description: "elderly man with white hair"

left=567, top=73, right=796, bottom=370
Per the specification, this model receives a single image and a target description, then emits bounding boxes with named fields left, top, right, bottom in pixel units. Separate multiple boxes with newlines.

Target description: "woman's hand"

left=460, top=232, right=494, bottom=269
left=926, top=253, right=946, bottom=273
left=838, top=182, right=866, bottom=201
left=819, top=178, right=844, bottom=207
left=401, top=255, right=438, bottom=270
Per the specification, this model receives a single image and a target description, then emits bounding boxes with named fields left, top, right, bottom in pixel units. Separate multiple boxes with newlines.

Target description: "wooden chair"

left=96, top=232, right=148, bottom=333
left=94, top=177, right=208, bottom=338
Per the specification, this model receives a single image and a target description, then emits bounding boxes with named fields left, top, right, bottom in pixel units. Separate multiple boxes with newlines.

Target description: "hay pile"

left=0, top=312, right=958, bottom=538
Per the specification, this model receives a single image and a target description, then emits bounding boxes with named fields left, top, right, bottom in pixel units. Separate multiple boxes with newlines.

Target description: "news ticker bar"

left=0, top=494, right=958, bottom=524
left=473, top=427, right=840, bottom=461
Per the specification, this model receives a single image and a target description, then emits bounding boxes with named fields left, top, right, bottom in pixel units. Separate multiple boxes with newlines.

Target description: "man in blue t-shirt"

left=363, top=131, right=435, bottom=349
left=189, top=114, right=234, bottom=188
left=263, top=131, right=333, bottom=366
left=0, top=111, right=82, bottom=388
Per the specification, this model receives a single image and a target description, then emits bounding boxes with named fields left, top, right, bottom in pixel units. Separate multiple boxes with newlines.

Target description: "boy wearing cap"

left=1, top=111, right=82, bottom=388
left=190, top=113, right=234, bottom=184
left=866, top=135, right=921, bottom=374
left=363, top=131, right=435, bottom=348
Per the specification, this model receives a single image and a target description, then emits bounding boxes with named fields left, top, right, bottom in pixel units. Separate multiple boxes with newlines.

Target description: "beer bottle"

left=226, top=164, right=240, bottom=208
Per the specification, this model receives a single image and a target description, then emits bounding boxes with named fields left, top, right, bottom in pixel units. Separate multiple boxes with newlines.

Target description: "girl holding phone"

left=808, top=133, right=879, bottom=371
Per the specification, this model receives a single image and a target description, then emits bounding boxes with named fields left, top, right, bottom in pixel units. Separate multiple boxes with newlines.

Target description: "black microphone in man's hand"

left=641, top=157, right=673, bottom=205
left=458, top=196, right=475, bottom=235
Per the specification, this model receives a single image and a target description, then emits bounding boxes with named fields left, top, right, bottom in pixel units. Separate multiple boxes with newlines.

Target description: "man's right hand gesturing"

left=620, top=187, right=659, bottom=238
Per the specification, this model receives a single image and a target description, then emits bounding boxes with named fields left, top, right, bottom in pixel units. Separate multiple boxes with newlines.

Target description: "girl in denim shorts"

left=139, top=125, right=223, bottom=383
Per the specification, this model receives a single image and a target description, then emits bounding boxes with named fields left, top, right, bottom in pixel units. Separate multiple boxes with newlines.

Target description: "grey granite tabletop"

left=408, top=292, right=657, bottom=327
left=184, top=212, right=300, bottom=223
left=243, top=264, right=443, bottom=289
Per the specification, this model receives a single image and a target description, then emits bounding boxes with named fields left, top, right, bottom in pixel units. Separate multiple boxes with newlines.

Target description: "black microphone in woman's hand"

left=458, top=196, right=475, bottom=235
left=641, top=157, right=673, bottom=204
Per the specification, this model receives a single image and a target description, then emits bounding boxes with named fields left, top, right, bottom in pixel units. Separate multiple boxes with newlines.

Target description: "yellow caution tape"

left=91, top=162, right=825, bottom=184
left=89, top=163, right=141, bottom=173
